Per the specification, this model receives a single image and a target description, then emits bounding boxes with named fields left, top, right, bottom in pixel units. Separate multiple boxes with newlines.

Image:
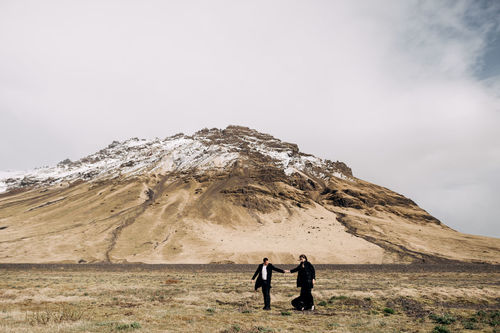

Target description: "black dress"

left=290, top=261, right=315, bottom=310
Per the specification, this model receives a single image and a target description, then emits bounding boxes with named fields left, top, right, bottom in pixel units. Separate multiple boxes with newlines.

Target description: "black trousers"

left=261, top=280, right=271, bottom=309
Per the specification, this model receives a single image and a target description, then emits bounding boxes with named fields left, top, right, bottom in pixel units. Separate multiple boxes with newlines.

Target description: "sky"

left=1, top=0, right=499, bottom=237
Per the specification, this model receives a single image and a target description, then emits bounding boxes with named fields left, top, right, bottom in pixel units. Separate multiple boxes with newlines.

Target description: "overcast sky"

left=1, top=0, right=499, bottom=237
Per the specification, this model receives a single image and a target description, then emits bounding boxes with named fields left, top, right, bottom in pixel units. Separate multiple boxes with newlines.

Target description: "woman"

left=289, top=254, right=316, bottom=311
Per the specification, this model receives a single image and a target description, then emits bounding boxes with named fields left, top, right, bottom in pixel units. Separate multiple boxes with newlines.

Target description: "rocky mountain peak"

left=0, top=126, right=352, bottom=193
left=192, top=126, right=299, bottom=155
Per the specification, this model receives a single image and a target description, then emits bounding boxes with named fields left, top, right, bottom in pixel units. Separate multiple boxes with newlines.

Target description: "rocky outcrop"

left=0, top=125, right=353, bottom=193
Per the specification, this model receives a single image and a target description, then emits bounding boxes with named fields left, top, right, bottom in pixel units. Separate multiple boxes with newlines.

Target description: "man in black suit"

left=251, top=257, right=285, bottom=310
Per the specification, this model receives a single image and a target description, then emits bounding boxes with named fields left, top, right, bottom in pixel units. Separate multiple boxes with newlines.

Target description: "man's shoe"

left=263, top=307, right=271, bottom=310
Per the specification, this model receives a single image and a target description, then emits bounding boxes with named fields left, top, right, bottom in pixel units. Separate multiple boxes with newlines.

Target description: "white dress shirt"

left=262, top=265, right=268, bottom=280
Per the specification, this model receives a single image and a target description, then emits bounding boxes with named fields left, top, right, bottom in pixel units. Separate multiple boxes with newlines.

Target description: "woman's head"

left=299, top=254, right=308, bottom=262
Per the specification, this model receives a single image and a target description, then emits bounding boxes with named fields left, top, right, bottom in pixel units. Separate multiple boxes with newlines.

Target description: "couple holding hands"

left=251, top=254, right=315, bottom=311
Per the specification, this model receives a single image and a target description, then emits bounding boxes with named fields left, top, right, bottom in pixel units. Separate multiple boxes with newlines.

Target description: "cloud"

left=306, top=0, right=500, bottom=237
left=0, top=0, right=498, bottom=236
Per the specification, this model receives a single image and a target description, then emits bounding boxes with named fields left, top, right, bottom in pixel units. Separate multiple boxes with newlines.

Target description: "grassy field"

left=0, top=264, right=499, bottom=332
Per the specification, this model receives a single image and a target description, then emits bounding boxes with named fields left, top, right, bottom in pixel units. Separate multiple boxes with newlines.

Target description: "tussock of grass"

left=459, top=310, right=500, bottom=330
left=383, top=307, right=395, bottom=315
left=462, top=320, right=477, bottom=330
left=432, top=325, right=450, bottom=333
left=429, top=313, right=456, bottom=325
left=25, top=305, right=84, bottom=325
left=116, top=322, right=141, bottom=330
left=328, top=295, right=348, bottom=303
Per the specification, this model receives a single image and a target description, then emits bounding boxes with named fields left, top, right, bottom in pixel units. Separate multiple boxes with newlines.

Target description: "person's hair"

left=263, top=257, right=269, bottom=262
left=299, top=254, right=308, bottom=261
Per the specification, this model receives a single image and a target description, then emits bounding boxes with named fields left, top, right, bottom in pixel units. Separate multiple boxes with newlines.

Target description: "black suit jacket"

left=290, top=261, right=316, bottom=289
left=252, top=263, right=284, bottom=290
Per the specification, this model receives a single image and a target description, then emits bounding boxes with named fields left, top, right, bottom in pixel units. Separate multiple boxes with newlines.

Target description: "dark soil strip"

left=25, top=197, right=67, bottom=212
left=104, top=174, right=172, bottom=262
left=0, top=263, right=498, bottom=273
left=0, top=187, right=66, bottom=209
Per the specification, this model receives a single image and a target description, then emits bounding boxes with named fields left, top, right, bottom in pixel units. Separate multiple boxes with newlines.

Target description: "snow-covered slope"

left=0, top=126, right=351, bottom=193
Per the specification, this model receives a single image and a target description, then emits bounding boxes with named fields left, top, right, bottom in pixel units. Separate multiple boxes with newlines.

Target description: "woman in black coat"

left=289, top=254, right=316, bottom=310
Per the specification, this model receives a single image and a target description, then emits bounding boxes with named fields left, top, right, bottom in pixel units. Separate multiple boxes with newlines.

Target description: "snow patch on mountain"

left=0, top=127, right=351, bottom=193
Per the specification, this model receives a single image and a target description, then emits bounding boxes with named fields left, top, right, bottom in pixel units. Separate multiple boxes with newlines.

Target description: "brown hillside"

left=0, top=126, right=498, bottom=264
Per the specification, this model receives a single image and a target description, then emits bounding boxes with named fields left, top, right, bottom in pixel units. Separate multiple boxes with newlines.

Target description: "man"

left=251, top=257, right=285, bottom=310
left=289, top=254, right=316, bottom=311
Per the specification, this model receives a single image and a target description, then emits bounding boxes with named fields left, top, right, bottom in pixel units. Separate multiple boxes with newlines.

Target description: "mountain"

left=0, top=126, right=498, bottom=264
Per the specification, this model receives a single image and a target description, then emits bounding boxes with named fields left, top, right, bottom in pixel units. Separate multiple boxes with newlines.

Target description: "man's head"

left=299, top=254, right=307, bottom=263
left=263, top=257, right=269, bottom=265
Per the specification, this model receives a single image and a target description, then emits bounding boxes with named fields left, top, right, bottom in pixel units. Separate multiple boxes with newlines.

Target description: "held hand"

left=284, top=270, right=290, bottom=273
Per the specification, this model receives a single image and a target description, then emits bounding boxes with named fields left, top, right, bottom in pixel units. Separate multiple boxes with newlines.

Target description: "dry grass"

left=25, top=305, right=84, bottom=325
left=0, top=266, right=499, bottom=332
